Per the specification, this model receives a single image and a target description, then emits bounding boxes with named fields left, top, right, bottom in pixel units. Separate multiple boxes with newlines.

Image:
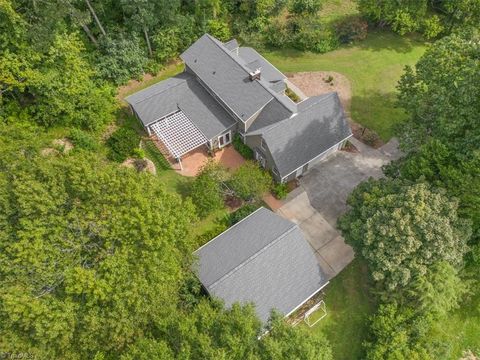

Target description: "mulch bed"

left=225, top=195, right=243, bottom=212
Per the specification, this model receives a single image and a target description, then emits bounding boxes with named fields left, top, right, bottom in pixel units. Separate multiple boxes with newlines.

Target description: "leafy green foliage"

left=229, top=161, right=272, bottom=201
left=228, top=203, right=261, bottom=226
left=106, top=127, right=140, bottom=162
left=68, top=128, right=98, bottom=151
left=289, top=0, right=323, bottom=16
left=272, top=183, right=288, bottom=199
left=141, top=139, right=171, bottom=171
left=339, top=180, right=470, bottom=291
left=285, top=87, right=300, bottom=102
left=397, top=31, right=480, bottom=153
left=189, top=161, right=227, bottom=217
left=206, top=19, right=232, bottom=41
left=232, top=134, right=254, bottom=159
left=0, top=129, right=197, bottom=358
left=335, top=16, right=368, bottom=43
left=365, top=303, right=432, bottom=360
left=357, top=0, right=480, bottom=38
left=95, top=35, right=147, bottom=85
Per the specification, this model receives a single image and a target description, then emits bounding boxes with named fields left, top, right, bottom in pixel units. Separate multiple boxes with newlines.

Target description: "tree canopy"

left=340, top=180, right=470, bottom=291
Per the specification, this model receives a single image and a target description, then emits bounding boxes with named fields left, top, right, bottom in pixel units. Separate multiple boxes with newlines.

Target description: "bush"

left=289, top=0, right=322, bottom=16
left=264, top=20, right=291, bottom=48
left=228, top=204, right=261, bottom=226
left=285, top=87, right=300, bottom=102
left=232, top=134, right=254, bottom=159
left=335, top=16, right=368, bottom=44
left=293, top=25, right=339, bottom=53
left=229, top=161, right=272, bottom=201
left=95, top=35, right=147, bottom=85
left=68, top=128, right=98, bottom=151
left=272, top=183, right=288, bottom=200
left=106, top=127, right=140, bottom=162
left=206, top=19, right=232, bottom=42
left=190, top=161, right=228, bottom=217
left=133, top=148, right=145, bottom=159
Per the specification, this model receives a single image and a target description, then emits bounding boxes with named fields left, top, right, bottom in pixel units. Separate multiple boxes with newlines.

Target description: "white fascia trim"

left=284, top=281, right=330, bottom=318
left=194, top=207, right=265, bottom=253
left=280, top=134, right=353, bottom=181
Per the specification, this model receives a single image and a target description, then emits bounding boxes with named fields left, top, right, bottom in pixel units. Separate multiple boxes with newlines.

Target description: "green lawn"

left=262, top=31, right=428, bottom=141
left=305, top=259, right=376, bottom=360
left=429, top=282, right=480, bottom=359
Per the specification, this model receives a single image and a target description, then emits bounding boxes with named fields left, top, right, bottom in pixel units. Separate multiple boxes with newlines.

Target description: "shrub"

left=422, top=15, right=444, bottom=39
left=106, top=127, right=140, bottom=162
left=190, top=161, right=228, bottom=217
left=68, top=128, right=98, bottom=151
left=195, top=222, right=228, bottom=245
left=264, top=20, right=291, bottom=48
left=232, top=134, right=254, bottom=159
left=272, top=183, right=288, bottom=200
left=293, top=25, right=339, bottom=53
left=228, top=204, right=261, bottom=226
left=289, top=0, right=322, bottom=16
left=335, top=16, right=368, bottom=44
left=285, top=87, right=300, bottom=102
left=133, top=148, right=145, bottom=159
left=206, top=19, right=232, bottom=42
left=229, top=161, right=272, bottom=201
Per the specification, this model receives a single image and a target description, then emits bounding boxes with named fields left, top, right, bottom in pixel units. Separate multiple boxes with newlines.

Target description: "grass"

left=262, top=30, right=428, bottom=141
left=319, top=0, right=359, bottom=24
left=305, top=259, right=376, bottom=360
left=428, top=281, right=480, bottom=359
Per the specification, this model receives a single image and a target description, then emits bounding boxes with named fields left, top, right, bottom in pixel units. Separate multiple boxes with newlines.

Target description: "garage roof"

left=194, top=207, right=327, bottom=322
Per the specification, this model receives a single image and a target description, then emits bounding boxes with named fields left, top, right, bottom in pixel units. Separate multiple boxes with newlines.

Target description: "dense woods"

left=1, top=0, right=479, bottom=358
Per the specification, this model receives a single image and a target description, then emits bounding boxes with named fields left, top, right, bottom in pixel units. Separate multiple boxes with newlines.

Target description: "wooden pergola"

left=150, top=110, right=208, bottom=170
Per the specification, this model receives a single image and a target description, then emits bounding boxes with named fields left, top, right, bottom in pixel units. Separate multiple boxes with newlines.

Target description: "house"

left=126, top=34, right=352, bottom=182
left=193, top=207, right=328, bottom=322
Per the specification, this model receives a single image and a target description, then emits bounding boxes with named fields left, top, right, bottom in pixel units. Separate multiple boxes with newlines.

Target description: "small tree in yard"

left=190, top=161, right=228, bottom=217
left=229, top=161, right=272, bottom=201
left=339, top=180, right=471, bottom=291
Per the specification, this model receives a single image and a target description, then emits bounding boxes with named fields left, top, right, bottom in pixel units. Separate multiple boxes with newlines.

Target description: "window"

left=261, top=138, right=267, bottom=151
left=272, top=167, right=279, bottom=177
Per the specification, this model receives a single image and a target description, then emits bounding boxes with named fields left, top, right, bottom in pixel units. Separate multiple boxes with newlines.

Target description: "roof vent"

left=249, top=68, right=261, bottom=81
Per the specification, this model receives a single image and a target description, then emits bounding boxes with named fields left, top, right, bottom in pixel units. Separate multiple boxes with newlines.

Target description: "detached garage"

left=193, top=207, right=328, bottom=323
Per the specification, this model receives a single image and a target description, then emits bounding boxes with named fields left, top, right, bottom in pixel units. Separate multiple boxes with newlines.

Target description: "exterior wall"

left=280, top=140, right=348, bottom=182
left=210, top=123, right=238, bottom=150
left=245, top=134, right=281, bottom=182
left=243, top=105, right=266, bottom=133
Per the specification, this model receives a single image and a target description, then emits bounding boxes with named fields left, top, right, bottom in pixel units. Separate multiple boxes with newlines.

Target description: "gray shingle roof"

left=180, top=34, right=274, bottom=122
left=257, top=93, right=352, bottom=178
left=125, top=73, right=235, bottom=139
left=194, top=207, right=327, bottom=322
left=238, top=47, right=287, bottom=83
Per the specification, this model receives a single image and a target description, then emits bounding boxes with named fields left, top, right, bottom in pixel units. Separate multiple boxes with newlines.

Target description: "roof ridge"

left=205, top=34, right=293, bottom=113
left=259, top=92, right=339, bottom=136
left=298, top=92, right=337, bottom=112
left=208, top=222, right=299, bottom=291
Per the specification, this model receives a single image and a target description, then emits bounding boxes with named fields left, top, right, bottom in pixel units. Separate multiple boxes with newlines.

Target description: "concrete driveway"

left=277, top=137, right=400, bottom=279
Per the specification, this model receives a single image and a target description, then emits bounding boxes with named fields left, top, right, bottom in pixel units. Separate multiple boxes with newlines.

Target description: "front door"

left=218, top=131, right=231, bottom=148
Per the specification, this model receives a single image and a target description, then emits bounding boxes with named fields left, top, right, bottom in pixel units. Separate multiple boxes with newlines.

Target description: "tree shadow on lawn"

left=350, top=90, right=406, bottom=142
left=356, top=30, right=427, bottom=54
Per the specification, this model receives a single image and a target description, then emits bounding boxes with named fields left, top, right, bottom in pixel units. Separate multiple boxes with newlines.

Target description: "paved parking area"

left=277, top=137, right=400, bottom=279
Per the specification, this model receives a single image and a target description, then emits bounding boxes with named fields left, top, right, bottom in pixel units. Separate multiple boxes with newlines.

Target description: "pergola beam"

left=150, top=110, right=208, bottom=161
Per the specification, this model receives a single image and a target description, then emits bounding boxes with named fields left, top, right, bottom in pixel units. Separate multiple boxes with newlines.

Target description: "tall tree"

left=339, top=180, right=470, bottom=291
